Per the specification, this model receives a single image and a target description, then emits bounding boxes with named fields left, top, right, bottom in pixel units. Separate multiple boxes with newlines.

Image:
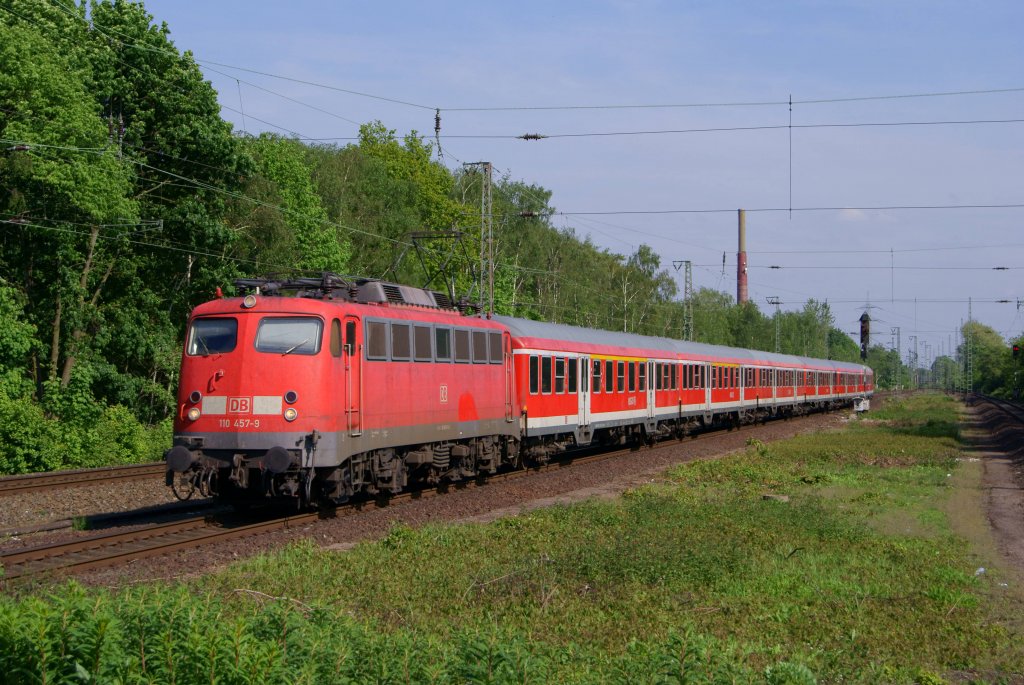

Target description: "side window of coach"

left=472, top=331, right=488, bottom=364
left=414, top=325, right=432, bottom=361
left=454, top=329, right=471, bottom=363
left=489, top=332, right=503, bottom=364
left=391, top=323, right=411, bottom=361
left=435, top=327, right=451, bottom=361
left=529, top=355, right=539, bottom=394
left=366, top=321, right=387, bottom=360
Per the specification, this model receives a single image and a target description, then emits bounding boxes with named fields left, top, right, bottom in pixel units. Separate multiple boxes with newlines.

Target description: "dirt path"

left=959, top=399, right=1024, bottom=580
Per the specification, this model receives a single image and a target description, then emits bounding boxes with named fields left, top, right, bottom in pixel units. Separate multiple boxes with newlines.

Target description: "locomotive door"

left=577, top=356, right=590, bottom=427
left=504, top=332, right=514, bottom=422
left=343, top=316, right=362, bottom=435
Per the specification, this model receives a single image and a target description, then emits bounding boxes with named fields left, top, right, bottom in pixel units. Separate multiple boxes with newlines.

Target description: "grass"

left=1, top=392, right=1021, bottom=683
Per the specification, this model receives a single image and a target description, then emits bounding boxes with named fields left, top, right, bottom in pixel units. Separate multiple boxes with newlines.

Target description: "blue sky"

left=142, top=0, right=1024, bottom=367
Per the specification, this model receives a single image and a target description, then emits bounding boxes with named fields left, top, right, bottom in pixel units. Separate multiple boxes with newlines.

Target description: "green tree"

left=229, top=134, right=349, bottom=273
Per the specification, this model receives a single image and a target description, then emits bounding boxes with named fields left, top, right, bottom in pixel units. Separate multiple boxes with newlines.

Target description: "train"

left=164, top=274, right=873, bottom=505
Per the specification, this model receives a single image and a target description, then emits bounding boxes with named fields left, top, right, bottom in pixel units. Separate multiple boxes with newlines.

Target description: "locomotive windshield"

left=255, top=317, right=323, bottom=355
left=187, top=318, right=238, bottom=356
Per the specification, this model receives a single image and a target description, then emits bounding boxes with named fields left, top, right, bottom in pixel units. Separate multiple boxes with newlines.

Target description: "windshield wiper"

left=196, top=335, right=211, bottom=357
left=282, top=338, right=310, bottom=356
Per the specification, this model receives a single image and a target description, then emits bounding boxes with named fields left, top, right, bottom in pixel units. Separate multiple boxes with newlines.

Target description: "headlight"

left=242, top=294, right=257, bottom=309
left=188, top=390, right=202, bottom=404
left=283, top=408, right=298, bottom=422
left=284, top=390, right=298, bottom=404
left=187, top=407, right=201, bottom=421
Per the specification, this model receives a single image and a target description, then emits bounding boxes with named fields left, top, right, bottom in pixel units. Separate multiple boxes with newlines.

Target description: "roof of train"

left=491, top=314, right=870, bottom=373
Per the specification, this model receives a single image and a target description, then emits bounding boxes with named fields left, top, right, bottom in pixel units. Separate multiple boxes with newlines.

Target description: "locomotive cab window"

left=345, top=321, right=356, bottom=356
left=330, top=319, right=342, bottom=358
left=255, top=317, right=322, bottom=355
left=188, top=317, right=238, bottom=356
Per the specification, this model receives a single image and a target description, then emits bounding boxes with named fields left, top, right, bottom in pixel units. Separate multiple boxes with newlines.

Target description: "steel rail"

left=0, top=462, right=166, bottom=497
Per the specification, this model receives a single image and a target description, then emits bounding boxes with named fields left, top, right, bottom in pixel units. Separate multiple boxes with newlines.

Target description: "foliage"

left=229, top=133, right=349, bottom=273
left=0, top=1, right=879, bottom=476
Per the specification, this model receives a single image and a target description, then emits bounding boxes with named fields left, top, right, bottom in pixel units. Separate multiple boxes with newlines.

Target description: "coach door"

left=578, top=356, right=590, bottom=427
left=343, top=316, right=362, bottom=435
left=646, top=361, right=656, bottom=420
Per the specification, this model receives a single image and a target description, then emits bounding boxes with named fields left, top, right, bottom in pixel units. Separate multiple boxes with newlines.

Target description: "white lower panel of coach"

left=526, top=392, right=859, bottom=438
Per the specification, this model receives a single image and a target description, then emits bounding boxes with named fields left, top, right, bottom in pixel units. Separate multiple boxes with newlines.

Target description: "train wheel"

left=170, top=471, right=197, bottom=501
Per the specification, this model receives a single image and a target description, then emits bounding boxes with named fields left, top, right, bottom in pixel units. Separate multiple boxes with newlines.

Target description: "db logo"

left=439, top=384, right=449, bottom=403
left=228, top=397, right=252, bottom=414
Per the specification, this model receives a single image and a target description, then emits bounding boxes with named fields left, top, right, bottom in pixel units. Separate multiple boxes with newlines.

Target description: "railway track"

left=0, top=462, right=165, bottom=497
left=0, top=447, right=627, bottom=581
left=0, top=405, right=855, bottom=582
left=971, top=393, right=1024, bottom=424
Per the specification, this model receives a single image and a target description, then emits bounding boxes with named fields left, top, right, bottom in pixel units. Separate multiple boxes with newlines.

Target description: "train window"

left=617, top=361, right=625, bottom=393
left=605, top=361, right=614, bottom=393
left=414, top=325, right=432, bottom=361
left=638, top=362, right=646, bottom=392
left=187, top=317, right=238, bottom=356
left=568, top=358, right=578, bottom=393
left=671, top=364, right=677, bottom=390
left=435, top=327, right=451, bottom=361
left=345, top=321, right=356, bottom=356
left=541, top=356, right=552, bottom=393
left=656, top=363, right=663, bottom=391
left=593, top=359, right=602, bottom=393
left=529, top=355, right=539, bottom=394
left=391, top=323, right=411, bottom=361
left=255, top=317, right=322, bottom=356
left=366, top=321, right=387, bottom=360
left=555, top=358, right=565, bottom=393
left=711, top=366, right=717, bottom=389
left=330, top=319, right=343, bottom=358
left=454, top=329, right=471, bottom=363
left=489, top=332, right=503, bottom=364
left=472, top=331, right=488, bottom=363
left=628, top=362, right=635, bottom=392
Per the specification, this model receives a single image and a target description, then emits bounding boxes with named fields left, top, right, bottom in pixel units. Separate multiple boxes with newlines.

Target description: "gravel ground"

left=0, top=479, right=188, bottom=533
left=7, top=409, right=854, bottom=588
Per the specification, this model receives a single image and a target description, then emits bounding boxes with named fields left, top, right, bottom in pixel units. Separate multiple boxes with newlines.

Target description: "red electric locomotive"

left=165, top=275, right=520, bottom=504
left=165, top=275, right=872, bottom=505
